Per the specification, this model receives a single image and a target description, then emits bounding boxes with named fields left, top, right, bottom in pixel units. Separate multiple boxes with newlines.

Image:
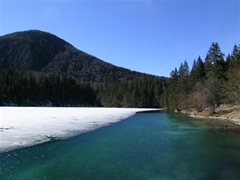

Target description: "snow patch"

left=0, top=107, right=158, bottom=153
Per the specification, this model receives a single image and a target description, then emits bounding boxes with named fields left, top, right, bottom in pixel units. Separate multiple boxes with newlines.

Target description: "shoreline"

left=179, top=105, right=240, bottom=131
left=0, top=107, right=161, bottom=153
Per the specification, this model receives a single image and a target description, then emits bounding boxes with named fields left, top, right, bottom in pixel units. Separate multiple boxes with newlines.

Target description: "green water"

left=1, top=112, right=240, bottom=180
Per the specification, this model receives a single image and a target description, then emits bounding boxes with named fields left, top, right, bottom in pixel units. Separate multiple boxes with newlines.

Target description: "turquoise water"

left=1, top=112, right=240, bottom=179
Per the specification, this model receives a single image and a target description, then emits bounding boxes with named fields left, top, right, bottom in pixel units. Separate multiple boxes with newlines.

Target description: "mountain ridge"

left=0, top=30, right=161, bottom=83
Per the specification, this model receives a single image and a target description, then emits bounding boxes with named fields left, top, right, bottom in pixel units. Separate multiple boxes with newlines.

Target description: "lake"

left=1, top=112, right=240, bottom=179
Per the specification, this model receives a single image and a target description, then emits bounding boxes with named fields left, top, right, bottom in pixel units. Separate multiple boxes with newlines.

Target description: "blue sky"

left=0, top=0, right=239, bottom=77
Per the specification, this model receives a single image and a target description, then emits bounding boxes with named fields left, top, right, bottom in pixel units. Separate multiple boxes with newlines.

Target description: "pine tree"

left=167, top=68, right=179, bottom=110
left=205, top=42, right=225, bottom=79
left=205, top=43, right=225, bottom=112
left=232, top=44, right=240, bottom=62
left=223, top=45, right=240, bottom=104
left=190, top=56, right=205, bottom=86
left=176, top=60, right=190, bottom=111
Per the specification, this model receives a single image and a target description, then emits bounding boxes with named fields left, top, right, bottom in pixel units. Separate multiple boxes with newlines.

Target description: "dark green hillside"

left=0, top=30, right=155, bottom=83
left=0, top=30, right=166, bottom=107
left=1, top=30, right=239, bottom=109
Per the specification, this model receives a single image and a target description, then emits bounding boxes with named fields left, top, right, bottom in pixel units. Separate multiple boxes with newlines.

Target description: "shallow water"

left=1, top=112, right=240, bottom=179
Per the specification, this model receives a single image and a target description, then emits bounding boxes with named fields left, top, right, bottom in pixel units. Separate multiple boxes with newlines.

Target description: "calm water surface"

left=1, top=112, right=240, bottom=179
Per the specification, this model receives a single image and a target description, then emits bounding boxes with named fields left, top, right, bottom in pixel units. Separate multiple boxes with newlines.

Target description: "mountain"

left=0, top=30, right=167, bottom=107
left=0, top=30, right=155, bottom=83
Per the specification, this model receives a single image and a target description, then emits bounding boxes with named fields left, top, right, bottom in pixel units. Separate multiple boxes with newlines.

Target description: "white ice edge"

left=0, top=107, right=159, bottom=153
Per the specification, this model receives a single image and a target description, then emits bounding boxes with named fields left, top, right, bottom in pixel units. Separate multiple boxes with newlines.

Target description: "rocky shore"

left=180, top=105, right=240, bottom=131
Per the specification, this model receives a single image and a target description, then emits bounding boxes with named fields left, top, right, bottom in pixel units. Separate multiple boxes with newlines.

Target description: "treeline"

left=0, top=70, right=97, bottom=106
left=163, top=43, right=240, bottom=113
left=0, top=69, right=167, bottom=107
left=1, top=43, right=239, bottom=109
left=98, top=77, right=167, bottom=108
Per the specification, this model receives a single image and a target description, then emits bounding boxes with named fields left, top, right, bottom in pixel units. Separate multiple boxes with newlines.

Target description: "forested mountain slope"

left=1, top=30, right=238, bottom=110
left=0, top=30, right=166, bottom=107
left=0, top=30, right=155, bottom=83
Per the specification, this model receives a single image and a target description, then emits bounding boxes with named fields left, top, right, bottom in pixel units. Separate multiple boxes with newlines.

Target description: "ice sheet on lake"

left=0, top=107, right=158, bottom=153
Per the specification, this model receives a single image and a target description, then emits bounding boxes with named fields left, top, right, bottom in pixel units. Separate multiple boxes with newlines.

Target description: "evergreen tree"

left=223, top=45, right=240, bottom=104
left=176, top=60, right=190, bottom=111
left=164, top=43, right=239, bottom=113
left=205, top=42, right=225, bottom=79
left=191, top=56, right=205, bottom=82
left=167, top=68, right=179, bottom=110
left=205, top=43, right=225, bottom=112
left=231, top=44, right=240, bottom=62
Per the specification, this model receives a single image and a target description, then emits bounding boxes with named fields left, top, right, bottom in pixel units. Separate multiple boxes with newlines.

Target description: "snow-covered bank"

left=0, top=107, right=159, bottom=153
